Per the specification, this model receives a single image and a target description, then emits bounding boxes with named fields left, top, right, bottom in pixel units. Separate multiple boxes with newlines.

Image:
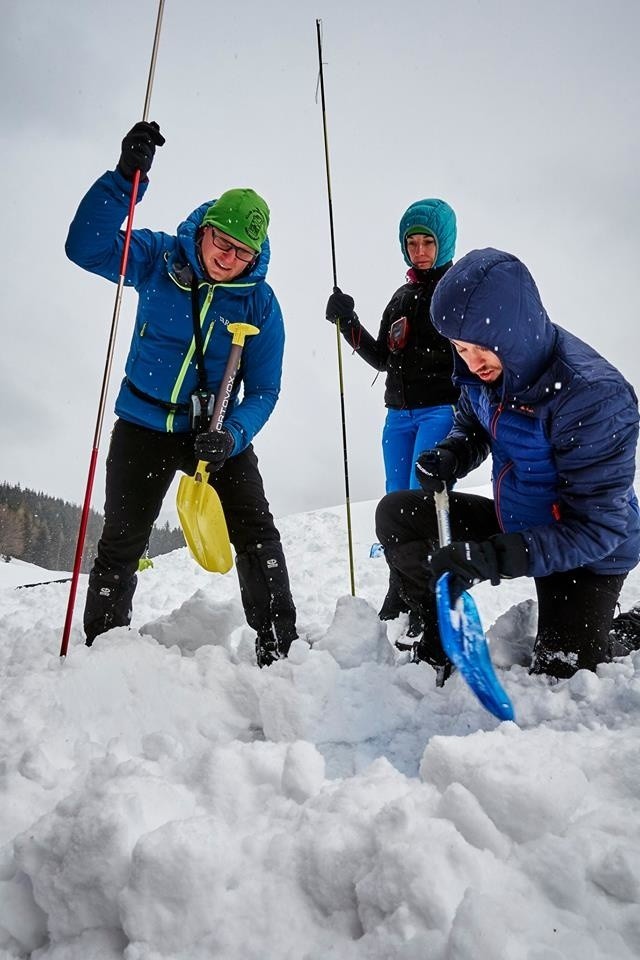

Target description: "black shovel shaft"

left=208, top=342, right=243, bottom=434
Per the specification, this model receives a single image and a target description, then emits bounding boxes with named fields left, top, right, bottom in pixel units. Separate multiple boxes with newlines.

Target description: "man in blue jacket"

left=375, top=248, right=639, bottom=680
left=66, top=121, right=297, bottom=666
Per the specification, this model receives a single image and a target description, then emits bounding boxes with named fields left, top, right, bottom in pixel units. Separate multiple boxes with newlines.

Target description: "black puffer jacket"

left=339, top=263, right=458, bottom=409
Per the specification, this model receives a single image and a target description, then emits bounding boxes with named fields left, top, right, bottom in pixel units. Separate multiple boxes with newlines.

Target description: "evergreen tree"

left=0, top=482, right=185, bottom=571
left=0, top=503, right=25, bottom=560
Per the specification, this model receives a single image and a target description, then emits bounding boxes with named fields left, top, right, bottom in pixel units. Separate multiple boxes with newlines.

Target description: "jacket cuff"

left=222, top=424, right=239, bottom=456
left=111, top=166, right=149, bottom=200
left=491, top=532, right=530, bottom=578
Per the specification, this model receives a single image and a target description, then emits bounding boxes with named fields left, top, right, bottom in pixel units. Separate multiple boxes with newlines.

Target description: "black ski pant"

left=84, top=419, right=297, bottom=646
left=375, top=489, right=626, bottom=675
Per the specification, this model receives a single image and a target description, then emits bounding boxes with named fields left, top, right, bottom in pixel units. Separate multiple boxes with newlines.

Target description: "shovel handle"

left=229, top=321, right=259, bottom=346
left=434, top=488, right=451, bottom=548
left=208, top=322, right=259, bottom=434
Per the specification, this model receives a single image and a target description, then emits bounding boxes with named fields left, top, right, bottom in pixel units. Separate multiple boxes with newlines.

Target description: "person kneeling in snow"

left=65, top=121, right=297, bottom=667
left=375, top=248, right=640, bottom=681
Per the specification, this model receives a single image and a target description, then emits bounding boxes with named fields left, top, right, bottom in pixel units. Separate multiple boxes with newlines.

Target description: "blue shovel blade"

left=435, top=572, right=515, bottom=722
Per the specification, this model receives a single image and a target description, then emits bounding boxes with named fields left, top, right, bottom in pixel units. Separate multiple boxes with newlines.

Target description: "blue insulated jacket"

left=431, top=248, right=640, bottom=577
left=65, top=169, right=285, bottom=454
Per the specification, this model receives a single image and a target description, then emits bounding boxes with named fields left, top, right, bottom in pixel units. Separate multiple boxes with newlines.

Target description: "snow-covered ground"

left=1, top=493, right=639, bottom=959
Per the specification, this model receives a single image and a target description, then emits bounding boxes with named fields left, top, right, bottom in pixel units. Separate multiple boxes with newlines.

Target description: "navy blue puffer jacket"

left=430, top=248, right=640, bottom=577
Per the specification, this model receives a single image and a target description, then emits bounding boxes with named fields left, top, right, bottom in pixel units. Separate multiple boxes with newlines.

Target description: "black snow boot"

left=378, top=570, right=409, bottom=621
left=412, top=629, right=455, bottom=686
left=236, top=540, right=298, bottom=666
left=608, top=605, right=640, bottom=659
left=399, top=596, right=454, bottom=686
left=255, top=629, right=280, bottom=668
left=394, top=608, right=425, bottom=653
left=84, top=568, right=137, bottom=646
left=529, top=641, right=579, bottom=680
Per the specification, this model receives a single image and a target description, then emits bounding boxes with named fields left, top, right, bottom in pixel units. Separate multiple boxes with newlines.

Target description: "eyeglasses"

left=207, top=226, right=256, bottom=263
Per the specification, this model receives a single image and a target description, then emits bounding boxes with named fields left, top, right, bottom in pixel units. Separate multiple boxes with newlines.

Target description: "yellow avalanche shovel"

left=177, top=321, right=259, bottom=572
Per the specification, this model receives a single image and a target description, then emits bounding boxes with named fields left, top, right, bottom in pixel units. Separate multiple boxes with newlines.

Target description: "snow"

left=1, top=492, right=640, bottom=959
left=0, top=560, right=69, bottom=590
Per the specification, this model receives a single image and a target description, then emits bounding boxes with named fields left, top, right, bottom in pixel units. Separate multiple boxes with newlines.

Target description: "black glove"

left=117, top=120, right=165, bottom=181
left=326, top=287, right=357, bottom=327
left=194, top=429, right=234, bottom=473
left=415, top=447, right=458, bottom=493
left=426, top=533, right=529, bottom=602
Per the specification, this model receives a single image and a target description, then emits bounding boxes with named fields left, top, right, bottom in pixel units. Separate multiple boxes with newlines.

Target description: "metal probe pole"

left=60, top=0, right=166, bottom=657
left=315, top=18, right=356, bottom=596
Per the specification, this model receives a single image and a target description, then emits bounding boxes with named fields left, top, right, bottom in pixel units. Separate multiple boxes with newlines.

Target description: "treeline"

left=0, top=482, right=184, bottom=572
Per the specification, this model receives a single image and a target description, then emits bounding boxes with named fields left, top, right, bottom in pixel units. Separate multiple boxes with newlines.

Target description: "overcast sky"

left=2, top=0, right=639, bottom=526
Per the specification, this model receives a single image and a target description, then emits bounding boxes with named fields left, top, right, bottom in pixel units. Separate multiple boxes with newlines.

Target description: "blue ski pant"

left=382, top=405, right=455, bottom=493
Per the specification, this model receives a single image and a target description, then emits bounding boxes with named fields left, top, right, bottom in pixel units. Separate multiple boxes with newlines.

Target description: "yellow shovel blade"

left=176, top=461, right=233, bottom=573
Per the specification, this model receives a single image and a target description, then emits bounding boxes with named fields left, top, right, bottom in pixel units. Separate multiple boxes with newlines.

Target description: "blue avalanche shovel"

left=433, top=489, right=515, bottom=722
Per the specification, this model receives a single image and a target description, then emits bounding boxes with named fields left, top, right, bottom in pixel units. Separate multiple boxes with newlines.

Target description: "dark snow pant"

left=378, top=567, right=410, bottom=620
left=84, top=419, right=297, bottom=648
left=375, top=489, right=626, bottom=678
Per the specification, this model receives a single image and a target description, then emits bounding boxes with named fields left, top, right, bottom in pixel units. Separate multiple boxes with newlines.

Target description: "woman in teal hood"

left=325, top=198, right=459, bottom=632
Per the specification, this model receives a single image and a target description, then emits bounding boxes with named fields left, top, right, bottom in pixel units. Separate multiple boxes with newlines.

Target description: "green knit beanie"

left=201, top=188, right=270, bottom=253
left=405, top=225, right=435, bottom=239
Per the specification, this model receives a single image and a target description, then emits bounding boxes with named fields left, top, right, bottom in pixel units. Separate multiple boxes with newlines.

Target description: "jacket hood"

left=399, top=198, right=457, bottom=269
left=174, top=200, right=271, bottom=284
left=430, top=248, right=557, bottom=397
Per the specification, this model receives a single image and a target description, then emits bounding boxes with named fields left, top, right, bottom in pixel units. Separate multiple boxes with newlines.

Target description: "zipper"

left=490, top=402, right=503, bottom=438
left=164, top=279, right=255, bottom=432
left=494, top=461, right=512, bottom=532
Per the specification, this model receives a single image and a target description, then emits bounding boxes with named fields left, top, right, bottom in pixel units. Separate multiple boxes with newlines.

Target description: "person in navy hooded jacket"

left=325, top=199, right=459, bottom=629
left=375, top=248, right=640, bottom=680
left=65, top=121, right=297, bottom=667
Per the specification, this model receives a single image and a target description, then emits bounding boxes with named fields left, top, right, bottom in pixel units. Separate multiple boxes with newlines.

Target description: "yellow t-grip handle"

left=227, top=322, right=259, bottom=347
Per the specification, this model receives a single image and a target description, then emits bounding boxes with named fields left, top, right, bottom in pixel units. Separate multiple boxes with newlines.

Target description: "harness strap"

left=191, top=274, right=208, bottom=393
left=125, top=378, right=191, bottom=413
